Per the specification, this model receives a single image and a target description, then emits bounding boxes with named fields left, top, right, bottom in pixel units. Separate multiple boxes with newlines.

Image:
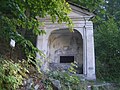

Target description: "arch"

left=48, top=28, right=83, bottom=73
left=46, top=28, right=83, bottom=40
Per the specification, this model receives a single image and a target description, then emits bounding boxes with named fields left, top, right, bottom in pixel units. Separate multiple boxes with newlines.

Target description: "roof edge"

left=68, top=1, right=90, bottom=12
left=68, top=1, right=95, bottom=19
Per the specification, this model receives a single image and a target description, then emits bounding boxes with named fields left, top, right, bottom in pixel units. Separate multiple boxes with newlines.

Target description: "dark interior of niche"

left=60, top=56, right=74, bottom=63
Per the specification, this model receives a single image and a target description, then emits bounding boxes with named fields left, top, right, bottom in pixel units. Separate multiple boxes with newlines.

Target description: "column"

left=86, top=21, right=96, bottom=80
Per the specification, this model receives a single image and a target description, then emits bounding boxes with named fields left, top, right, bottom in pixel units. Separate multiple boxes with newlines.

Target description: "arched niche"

left=48, top=28, right=83, bottom=73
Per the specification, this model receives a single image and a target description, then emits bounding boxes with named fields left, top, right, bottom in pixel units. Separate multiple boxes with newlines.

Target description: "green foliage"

left=95, top=18, right=120, bottom=82
left=0, top=1, right=75, bottom=89
left=0, top=0, right=73, bottom=59
left=47, top=71, right=86, bottom=90
left=41, top=62, right=87, bottom=90
left=105, top=0, right=120, bottom=24
left=0, top=58, right=28, bottom=90
left=42, top=78, right=53, bottom=90
left=68, top=62, right=78, bottom=74
left=69, top=0, right=104, bottom=12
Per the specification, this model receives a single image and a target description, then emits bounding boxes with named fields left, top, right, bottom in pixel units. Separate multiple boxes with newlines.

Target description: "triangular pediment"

left=69, top=2, right=95, bottom=20
left=38, top=2, right=94, bottom=21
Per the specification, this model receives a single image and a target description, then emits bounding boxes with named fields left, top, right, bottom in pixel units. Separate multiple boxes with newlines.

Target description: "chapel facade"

left=36, top=3, right=96, bottom=80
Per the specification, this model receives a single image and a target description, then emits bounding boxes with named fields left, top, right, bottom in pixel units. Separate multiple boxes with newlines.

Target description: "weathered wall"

left=48, top=29, right=83, bottom=65
left=37, top=4, right=96, bottom=79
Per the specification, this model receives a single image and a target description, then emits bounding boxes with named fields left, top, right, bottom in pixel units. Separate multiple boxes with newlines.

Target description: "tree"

left=0, top=0, right=73, bottom=59
left=0, top=1, right=74, bottom=89
left=105, top=0, right=120, bottom=23
left=70, top=0, right=104, bottom=12
left=94, top=0, right=120, bottom=82
left=95, top=18, right=120, bottom=82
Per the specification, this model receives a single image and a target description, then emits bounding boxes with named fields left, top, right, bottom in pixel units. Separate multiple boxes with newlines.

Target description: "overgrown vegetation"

left=0, top=0, right=120, bottom=89
left=0, top=57, right=28, bottom=90
left=46, top=71, right=86, bottom=90
left=0, top=55, right=88, bottom=90
left=0, top=0, right=77, bottom=89
left=95, top=18, right=120, bottom=82
left=94, top=0, right=120, bottom=83
left=0, top=0, right=73, bottom=60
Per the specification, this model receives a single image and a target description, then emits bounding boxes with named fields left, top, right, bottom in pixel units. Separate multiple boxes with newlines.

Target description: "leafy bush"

left=43, top=62, right=87, bottom=90
left=48, top=71, right=80, bottom=89
left=0, top=58, right=28, bottom=90
left=41, top=62, right=86, bottom=90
